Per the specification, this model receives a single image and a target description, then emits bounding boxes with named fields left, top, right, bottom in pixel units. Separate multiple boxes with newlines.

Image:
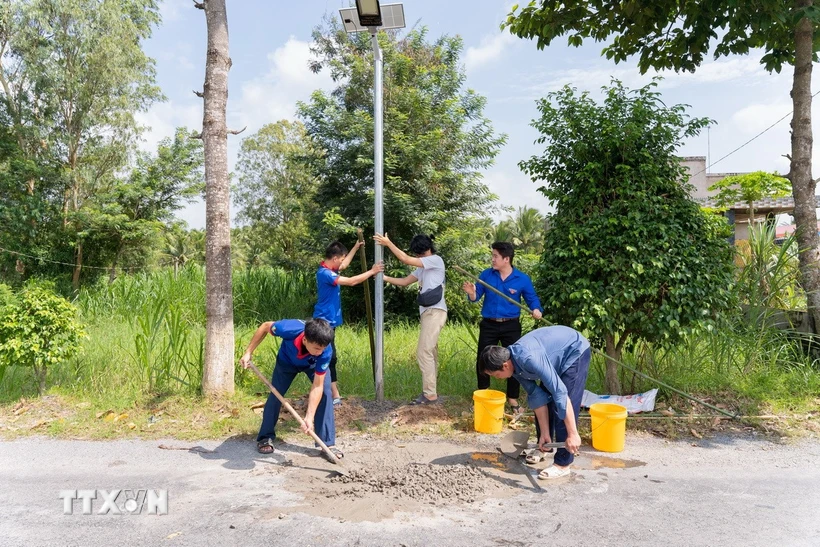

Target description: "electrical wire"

left=0, top=246, right=150, bottom=271
left=691, top=89, right=820, bottom=178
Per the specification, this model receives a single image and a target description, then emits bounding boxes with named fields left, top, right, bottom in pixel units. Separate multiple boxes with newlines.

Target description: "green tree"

left=487, top=219, right=515, bottom=246
left=0, top=281, right=85, bottom=395
left=234, top=121, right=319, bottom=268
left=503, top=0, right=820, bottom=335
left=1, top=0, right=163, bottom=289
left=76, top=128, right=204, bottom=281
left=523, top=81, right=735, bottom=393
left=160, top=225, right=205, bottom=275
left=709, top=171, right=792, bottom=228
left=509, top=206, right=545, bottom=254
left=161, top=231, right=194, bottom=276
left=299, top=24, right=506, bottom=248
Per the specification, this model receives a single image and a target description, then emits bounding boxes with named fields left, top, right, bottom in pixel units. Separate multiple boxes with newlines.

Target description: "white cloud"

left=465, top=32, right=516, bottom=72
left=512, top=56, right=771, bottom=103
left=176, top=55, right=195, bottom=70
left=731, top=101, right=793, bottom=135
left=158, top=42, right=196, bottom=72
left=159, top=0, right=189, bottom=23
left=234, top=37, right=334, bottom=131
left=135, top=100, right=202, bottom=152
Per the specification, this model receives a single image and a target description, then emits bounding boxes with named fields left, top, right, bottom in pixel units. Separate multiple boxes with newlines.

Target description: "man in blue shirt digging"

left=480, top=325, right=591, bottom=480
left=239, top=318, right=343, bottom=461
left=463, top=242, right=543, bottom=414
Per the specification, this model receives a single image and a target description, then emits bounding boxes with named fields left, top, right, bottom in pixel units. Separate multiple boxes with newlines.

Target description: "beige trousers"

left=417, top=308, right=448, bottom=397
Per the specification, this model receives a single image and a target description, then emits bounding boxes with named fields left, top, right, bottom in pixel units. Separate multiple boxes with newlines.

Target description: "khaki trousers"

left=417, top=308, right=448, bottom=397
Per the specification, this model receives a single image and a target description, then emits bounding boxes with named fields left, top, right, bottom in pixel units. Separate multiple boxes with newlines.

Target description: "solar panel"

left=380, top=4, right=406, bottom=29
left=339, top=3, right=405, bottom=33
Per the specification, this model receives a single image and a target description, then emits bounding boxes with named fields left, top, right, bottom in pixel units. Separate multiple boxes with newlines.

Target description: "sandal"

left=508, top=404, right=526, bottom=419
left=538, top=465, right=571, bottom=480
left=410, top=394, right=440, bottom=405
left=523, top=449, right=554, bottom=464
left=322, top=446, right=344, bottom=463
left=257, top=438, right=275, bottom=455
left=332, top=397, right=342, bottom=406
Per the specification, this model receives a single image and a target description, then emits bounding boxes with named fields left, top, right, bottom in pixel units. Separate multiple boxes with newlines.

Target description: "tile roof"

left=695, top=196, right=820, bottom=210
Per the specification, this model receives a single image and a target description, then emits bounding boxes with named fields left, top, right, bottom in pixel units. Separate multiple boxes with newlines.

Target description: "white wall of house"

left=681, top=156, right=743, bottom=200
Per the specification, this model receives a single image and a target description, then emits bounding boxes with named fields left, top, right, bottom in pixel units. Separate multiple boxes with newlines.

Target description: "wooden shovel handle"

left=245, top=361, right=342, bottom=465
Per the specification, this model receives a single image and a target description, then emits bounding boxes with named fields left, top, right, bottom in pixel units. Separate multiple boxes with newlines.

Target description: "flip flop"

left=538, top=465, right=571, bottom=480
left=257, top=438, right=275, bottom=455
left=523, top=449, right=554, bottom=464
left=321, top=446, right=344, bottom=463
left=409, top=394, right=439, bottom=405
left=508, top=404, right=526, bottom=416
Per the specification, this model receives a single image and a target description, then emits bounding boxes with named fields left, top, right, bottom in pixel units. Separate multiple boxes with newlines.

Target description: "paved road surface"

left=1, top=433, right=819, bottom=546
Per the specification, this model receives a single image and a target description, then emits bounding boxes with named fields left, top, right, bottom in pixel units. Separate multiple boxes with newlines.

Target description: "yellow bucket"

left=472, top=389, right=506, bottom=434
left=589, top=402, right=628, bottom=452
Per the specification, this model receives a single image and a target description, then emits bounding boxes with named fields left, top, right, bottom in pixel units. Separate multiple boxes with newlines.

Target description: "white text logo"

left=58, top=489, right=168, bottom=515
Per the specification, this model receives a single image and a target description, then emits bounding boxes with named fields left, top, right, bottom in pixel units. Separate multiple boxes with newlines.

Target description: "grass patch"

left=2, top=267, right=820, bottom=440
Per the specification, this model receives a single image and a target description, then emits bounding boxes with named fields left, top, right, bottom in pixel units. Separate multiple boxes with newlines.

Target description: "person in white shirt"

left=374, top=233, right=447, bottom=405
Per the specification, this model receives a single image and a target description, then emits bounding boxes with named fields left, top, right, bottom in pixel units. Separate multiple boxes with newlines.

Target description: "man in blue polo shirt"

left=463, top=242, right=543, bottom=413
left=239, top=318, right=342, bottom=460
left=314, top=241, right=384, bottom=405
left=480, top=325, right=591, bottom=480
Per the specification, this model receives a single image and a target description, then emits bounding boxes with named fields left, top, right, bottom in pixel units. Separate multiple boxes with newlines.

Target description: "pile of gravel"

left=331, top=463, right=489, bottom=504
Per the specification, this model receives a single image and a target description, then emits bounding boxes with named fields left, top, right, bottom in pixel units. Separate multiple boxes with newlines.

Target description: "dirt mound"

left=333, top=399, right=366, bottom=426
left=390, top=404, right=450, bottom=426
left=330, top=463, right=489, bottom=504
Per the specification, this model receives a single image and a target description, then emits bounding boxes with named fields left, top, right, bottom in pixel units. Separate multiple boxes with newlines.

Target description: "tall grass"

left=25, top=265, right=316, bottom=401
left=232, top=267, right=315, bottom=325
left=77, top=266, right=208, bottom=325
left=3, top=259, right=819, bottom=411
left=77, top=265, right=316, bottom=327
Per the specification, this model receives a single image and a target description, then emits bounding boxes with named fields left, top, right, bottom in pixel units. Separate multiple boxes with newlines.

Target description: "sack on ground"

left=581, top=388, right=658, bottom=414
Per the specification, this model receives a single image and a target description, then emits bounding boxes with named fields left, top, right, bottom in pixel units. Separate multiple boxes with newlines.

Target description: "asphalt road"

left=1, top=432, right=819, bottom=546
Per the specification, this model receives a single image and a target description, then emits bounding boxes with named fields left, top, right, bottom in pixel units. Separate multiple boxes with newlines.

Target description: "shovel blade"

left=499, top=431, right=530, bottom=456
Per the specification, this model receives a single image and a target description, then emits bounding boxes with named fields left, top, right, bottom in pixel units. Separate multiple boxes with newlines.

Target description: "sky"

left=141, top=0, right=820, bottom=229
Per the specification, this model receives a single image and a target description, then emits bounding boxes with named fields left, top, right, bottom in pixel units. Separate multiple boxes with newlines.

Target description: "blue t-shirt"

left=270, top=319, right=332, bottom=374
left=313, top=262, right=342, bottom=327
left=509, top=326, right=590, bottom=419
left=469, top=267, right=542, bottom=319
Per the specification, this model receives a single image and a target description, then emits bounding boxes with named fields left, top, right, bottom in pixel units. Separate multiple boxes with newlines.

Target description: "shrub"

left=0, top=281, right=86, bottom=395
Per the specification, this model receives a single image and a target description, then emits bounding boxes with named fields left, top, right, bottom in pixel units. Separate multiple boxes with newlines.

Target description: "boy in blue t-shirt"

left=239, top=318, right=342, bottom=459
left=314, top=241, right=383, bottom=405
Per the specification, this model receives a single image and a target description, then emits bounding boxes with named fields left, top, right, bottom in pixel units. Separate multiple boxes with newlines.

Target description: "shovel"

left=496, top=431, right=544, bottom=492
left=499, top=430, right=566, bottom=456
left=246, top=361, right=347, bottom=474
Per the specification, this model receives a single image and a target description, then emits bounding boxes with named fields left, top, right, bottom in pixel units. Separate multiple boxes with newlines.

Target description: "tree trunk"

left=200, top=0, right=235, bottom=396
left=109, top=246, right=121, bottom=284
left=35, top=364, right=46, bottom=396
left=72, top=242, right=83, bottom=292
left=748, top=200, right=755, bottom=232
left=604, top=333, right=622, bottom=395
left=790, top=2, right=820, bottom=335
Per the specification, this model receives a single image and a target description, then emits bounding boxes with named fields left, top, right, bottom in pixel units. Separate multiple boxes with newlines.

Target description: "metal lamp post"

left=339, top=2, right=405, bottom=402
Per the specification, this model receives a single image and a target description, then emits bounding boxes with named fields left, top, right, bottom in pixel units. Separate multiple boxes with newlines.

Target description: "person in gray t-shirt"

left=374, top=233, right=447, bottom=405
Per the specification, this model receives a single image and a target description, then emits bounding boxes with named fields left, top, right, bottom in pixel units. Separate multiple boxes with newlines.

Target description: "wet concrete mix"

left=330, top=463, right=490, bottom=504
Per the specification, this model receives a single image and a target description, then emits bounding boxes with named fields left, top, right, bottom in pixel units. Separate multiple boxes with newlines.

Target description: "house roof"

left=695, top=195, right=820, bottom=212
